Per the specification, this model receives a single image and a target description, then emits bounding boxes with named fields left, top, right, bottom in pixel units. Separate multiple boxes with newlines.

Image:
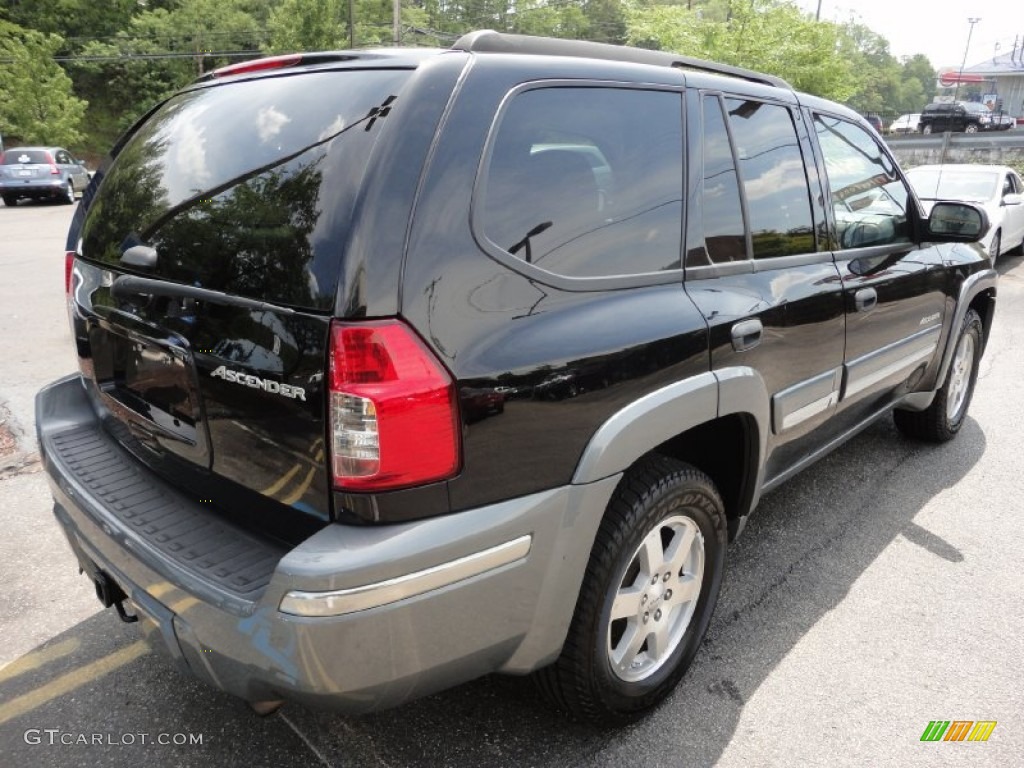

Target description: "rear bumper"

left=0, top=179, right=67, bottom=198
left=36, top=374, right=618, bottom=712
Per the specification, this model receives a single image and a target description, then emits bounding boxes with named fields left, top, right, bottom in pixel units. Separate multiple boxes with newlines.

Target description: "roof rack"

left=451, top=30, right=791, bottom=90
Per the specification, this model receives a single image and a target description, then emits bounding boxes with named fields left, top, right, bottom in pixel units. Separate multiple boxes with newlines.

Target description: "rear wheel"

left=63, top=181, right=75, bottom=205
left=1, top=194, right=16, bottom=208
left=922, top=124, right=933, bottom=134
left=965, top=123, right=979, bottom=134
left=534, top=455, right=727, bottom=724
left=894, top=308, right=983, bottom=442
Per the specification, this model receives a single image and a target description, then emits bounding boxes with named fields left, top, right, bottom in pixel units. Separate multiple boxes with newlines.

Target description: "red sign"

left=938, top=70, right=987, bottom=87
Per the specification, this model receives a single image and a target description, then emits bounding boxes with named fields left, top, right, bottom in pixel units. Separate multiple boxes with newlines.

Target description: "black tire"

left=922, top=124, right=933, bottom=134
left=533, top=455, right=727, bottom=725
left=988, top=231, right=1001, bottom=265
left=63, top=180, right=75, bottom=205
left=965, top=123, right=979, bottom=134
left=1, top=195, right=16, bottom=208
left=894, top=308, right=983, bottom=442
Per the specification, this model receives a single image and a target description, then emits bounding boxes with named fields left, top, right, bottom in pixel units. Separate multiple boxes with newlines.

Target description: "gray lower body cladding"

left=36, top=374, right=619, bottom=712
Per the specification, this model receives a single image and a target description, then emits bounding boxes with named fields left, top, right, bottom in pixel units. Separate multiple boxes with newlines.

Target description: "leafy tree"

left=624, top=0, right=859, bottom=102
left=266, top=0, right=428, bottom=52
left=0, top=19, right=87, bottom=146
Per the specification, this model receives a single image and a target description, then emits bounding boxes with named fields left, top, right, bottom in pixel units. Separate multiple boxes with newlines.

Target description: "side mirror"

left=926, top=202, right=990, bottom=243
left=1003, top=193, right=1022, bottom=206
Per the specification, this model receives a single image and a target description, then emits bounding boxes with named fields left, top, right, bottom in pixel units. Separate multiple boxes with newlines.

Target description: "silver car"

left=0, top=146, right=90, bottom=207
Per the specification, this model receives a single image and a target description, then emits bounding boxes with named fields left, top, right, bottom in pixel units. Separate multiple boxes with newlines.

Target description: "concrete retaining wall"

left=888, top=135, right=1024, bottom=170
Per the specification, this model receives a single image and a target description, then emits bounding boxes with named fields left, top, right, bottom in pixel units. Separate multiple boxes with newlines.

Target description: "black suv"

left=919, top=100, right=994, bottom=133
left=38, top=32, right=995, bottom=724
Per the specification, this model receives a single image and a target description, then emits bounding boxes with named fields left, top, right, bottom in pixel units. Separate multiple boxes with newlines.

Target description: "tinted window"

left=699, top=96, right=746, bottom=264
left=480, top=87, right=683, bottom=278
left=80, top=70, right=411, bottom=310
left=815, top=115, right=911, bottom=250
left=725, top=99, right=814, bottom=259
left=1, top=150, right=50, bottom=164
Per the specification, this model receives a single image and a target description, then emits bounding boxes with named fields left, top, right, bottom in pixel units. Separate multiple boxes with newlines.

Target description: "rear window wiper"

left=111, top=275, right=297, bottom=316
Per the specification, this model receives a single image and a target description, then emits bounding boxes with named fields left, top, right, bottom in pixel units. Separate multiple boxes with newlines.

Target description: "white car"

left=906, top=164, right=1024, bottom=264
left=889, top=113, right=921, bottom=134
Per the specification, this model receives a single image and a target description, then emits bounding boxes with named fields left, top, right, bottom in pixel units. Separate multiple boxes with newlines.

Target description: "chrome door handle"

left=731, top=318, right=763, bottom=352
left=854, top=287, right=877, bottom=312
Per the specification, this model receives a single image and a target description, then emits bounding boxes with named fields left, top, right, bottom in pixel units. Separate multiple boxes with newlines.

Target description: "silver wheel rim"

left=607, top=514, right=704, bottom=682
left=67, top=182, right=74, bottom=202
left=947, top=332, right=975, bottom=421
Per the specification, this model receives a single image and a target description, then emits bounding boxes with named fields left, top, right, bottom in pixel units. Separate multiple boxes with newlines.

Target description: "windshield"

left=907, top=169, right=998, bottom=202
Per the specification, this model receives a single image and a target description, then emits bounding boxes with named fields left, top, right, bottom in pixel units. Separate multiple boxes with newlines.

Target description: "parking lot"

left=1, top=201, right=1021, bottom=767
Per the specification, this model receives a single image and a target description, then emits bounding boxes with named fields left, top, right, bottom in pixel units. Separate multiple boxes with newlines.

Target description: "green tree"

left=266, top=0, right=426, bottom=51
left=0, top=19, right=87, bottom=146
left=624, top=0, right=859, bottom=102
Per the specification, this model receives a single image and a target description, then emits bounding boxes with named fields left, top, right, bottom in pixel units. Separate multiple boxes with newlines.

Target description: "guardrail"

left=884, top=130, right=1024, bottom=166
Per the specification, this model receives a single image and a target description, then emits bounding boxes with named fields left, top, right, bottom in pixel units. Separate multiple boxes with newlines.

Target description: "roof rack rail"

left=451, top=30, right=791, bottom=90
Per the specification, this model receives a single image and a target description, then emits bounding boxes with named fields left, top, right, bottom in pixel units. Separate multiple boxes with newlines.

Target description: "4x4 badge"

left=209, top=365, right=307, bottom=401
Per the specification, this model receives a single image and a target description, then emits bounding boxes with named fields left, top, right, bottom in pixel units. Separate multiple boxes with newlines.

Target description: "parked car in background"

left=907, top=164, right=1024, bottom=263
left=918, top=101, right=993, bottom=133
left=990, top=112, right=1016, bottom=131
left=0, top=146, right=89, bottom=206
left=889, top=113, right=921, bottom=134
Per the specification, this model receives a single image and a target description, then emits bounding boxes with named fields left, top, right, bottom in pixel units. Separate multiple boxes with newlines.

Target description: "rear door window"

left=80, top=69, right=412, bottom=310
left=724, top=99, right=814, bottom=259
left=478, top=86, right=683, bottom=279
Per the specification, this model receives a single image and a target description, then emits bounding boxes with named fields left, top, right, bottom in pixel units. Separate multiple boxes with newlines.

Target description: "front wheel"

left=533, top=455, right=727, bottom=724
left=989, top=231, right=1001, bottom=265
left=922, top=124, right=933, bottom=134
left=965, top=123, right=979, bottom=134
left=894, top=308, right=983, bottom=442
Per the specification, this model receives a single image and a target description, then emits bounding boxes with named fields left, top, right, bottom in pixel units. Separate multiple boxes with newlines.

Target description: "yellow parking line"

left=280, top=467, right=316, bottom=505
left=0, top=638, right=81, bottom=685
left=0, top=641, right=148, bottom=726
left=261, top=464, right=301, bottom=496
left=167, top=597, right=199, bottom=614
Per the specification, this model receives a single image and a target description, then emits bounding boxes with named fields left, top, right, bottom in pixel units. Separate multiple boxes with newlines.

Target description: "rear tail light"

left=328, top=320, right=460, bottom=491
left=50, top=164, right=60, bottom=175
left=64, top=251, right=74, bottom=294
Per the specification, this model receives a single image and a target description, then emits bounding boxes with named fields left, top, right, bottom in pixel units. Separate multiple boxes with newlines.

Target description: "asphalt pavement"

left=0, top=200, right=1021, bottom=767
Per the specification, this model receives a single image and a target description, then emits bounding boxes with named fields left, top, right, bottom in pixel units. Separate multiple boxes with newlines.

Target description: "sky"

left=795, top=0, right=1022, bottom=71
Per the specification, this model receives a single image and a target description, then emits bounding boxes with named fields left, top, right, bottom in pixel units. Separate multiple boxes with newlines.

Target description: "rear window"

left=1, top=150, right=51, bottom=164
left=80, top=69, right=412, bottom=310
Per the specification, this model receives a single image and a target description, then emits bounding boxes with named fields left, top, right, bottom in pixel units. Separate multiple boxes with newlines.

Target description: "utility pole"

left=348, top=0, right=355, bottom=49
left=816, top=0, right=823, bottom=22
left=953, top=17, right=981, bottom=103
